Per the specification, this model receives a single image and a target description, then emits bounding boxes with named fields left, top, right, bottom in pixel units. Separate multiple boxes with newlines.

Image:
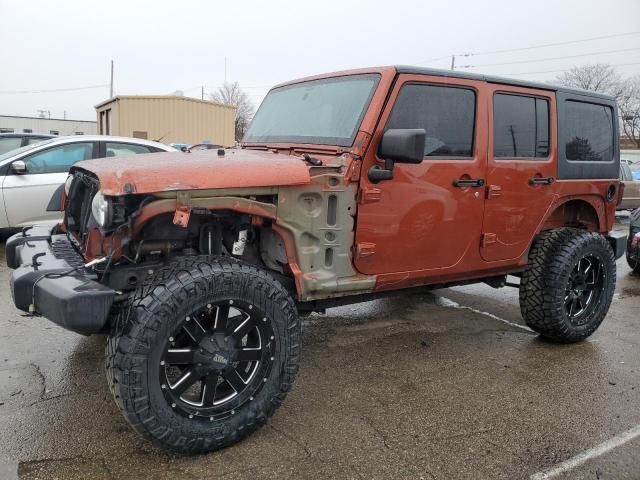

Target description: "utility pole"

left=450, top=55, right=456, bottom=71
left=63, top=110, right=66, bottom=120
left=109, top=60, right=114, bottom=98
left=201, top=86, right=204, bottom=100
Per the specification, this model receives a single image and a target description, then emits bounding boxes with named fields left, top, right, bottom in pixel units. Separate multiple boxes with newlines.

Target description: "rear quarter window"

left=564, top=101, right=614, bottom=163
left=556, top=92, right=619, bottom=180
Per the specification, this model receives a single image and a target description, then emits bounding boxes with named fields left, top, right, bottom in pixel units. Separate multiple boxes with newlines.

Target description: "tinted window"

left=564, top=101, right=613, bottom=162
left=23, top=142, right=93, bottom=174
left=105, top=142, right=153, bottom=156
left=387, top=84, right=475, bottom=157
left=494, top=94, right=549, bottom=158
left=0, top=137, right=23, bottom=155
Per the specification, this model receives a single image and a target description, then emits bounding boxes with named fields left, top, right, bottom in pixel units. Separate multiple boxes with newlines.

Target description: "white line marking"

left=530, top=424, right=640, bottom=479
left=436, top=296, right=534, bottom=333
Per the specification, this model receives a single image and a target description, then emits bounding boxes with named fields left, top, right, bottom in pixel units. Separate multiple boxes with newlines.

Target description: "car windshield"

left=0, top=139, right=56, bottom=163
left=243, top=74, right=380, bottom=146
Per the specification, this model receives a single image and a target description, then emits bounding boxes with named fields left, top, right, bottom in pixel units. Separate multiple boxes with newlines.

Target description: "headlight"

left=64, top=175, right=73, bottom=195
left=91, top=192, right=111, bottom=228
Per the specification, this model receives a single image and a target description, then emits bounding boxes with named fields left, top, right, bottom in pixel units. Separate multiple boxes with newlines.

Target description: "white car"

left=0, top=135, right=176, bottom=229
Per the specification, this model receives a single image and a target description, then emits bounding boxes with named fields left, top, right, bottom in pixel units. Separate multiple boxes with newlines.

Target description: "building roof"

left=0, top=114, right=96, bottom=123
left=95, top=95, right=235, bottom=110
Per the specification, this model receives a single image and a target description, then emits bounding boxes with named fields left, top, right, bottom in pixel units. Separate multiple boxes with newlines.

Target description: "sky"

left=1, top=0, right=639, bottom=121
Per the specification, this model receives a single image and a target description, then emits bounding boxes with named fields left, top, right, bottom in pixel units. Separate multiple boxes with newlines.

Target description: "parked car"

left=0, top=132, right=54, bottom=155
left=619, top=159, right=640, bottom=210
left=0, top=135, right=176, bottom=229
left=187, top=143, right=224, bottom=152
left=628, top=208, right=640, bottom=273
left=7, top=66, right=625, bottom=454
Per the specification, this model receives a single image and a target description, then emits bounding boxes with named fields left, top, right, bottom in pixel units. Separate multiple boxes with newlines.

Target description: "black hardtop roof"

left=394, top=65, right=616, bottom=101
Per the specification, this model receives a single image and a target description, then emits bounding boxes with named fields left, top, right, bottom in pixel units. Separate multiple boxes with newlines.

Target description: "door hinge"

left=356, top=242, right=376, bottom=259
left=358, top=187, right=382, bottom=204
left=173, top=191, right=191, bottom=228
left=481, top=233, right=497, bottom=247
left=486, top=184, right=502, bottom=199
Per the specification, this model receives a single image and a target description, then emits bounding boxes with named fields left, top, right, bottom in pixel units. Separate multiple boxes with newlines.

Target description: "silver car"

left=0, top=135, right=176, bottom=229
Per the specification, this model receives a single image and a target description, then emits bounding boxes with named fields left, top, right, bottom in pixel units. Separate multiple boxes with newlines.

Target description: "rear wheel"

left=519, top=228, right=616, bottom=343
left=105, top=256, right=300, bottom=454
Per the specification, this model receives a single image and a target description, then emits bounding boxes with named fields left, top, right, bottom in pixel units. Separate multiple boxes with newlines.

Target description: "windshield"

left=243, top=74, right=380, bottom=146
left=0, top=139, right=56, bottom=163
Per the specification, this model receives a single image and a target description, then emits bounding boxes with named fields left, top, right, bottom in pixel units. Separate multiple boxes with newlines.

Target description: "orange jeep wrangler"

left=7, top=66, right=626, bottom=453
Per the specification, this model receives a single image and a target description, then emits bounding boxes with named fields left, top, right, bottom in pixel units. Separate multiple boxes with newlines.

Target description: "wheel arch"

left=539, top=197, right=607, bottom=233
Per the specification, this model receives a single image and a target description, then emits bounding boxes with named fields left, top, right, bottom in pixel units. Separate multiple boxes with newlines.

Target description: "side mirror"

left=11, top=160, right=27, bottom=174
left=369, top=129, right=425, bottom=183
left=378, top=129, right=426, bottom=164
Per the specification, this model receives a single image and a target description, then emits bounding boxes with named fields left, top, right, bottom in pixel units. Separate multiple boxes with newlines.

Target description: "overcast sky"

left=1, top=0, right=639, bottom=121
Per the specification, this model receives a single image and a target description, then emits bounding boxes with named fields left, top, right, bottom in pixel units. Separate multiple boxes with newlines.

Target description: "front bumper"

left=7, top=226, right=114, bottom=335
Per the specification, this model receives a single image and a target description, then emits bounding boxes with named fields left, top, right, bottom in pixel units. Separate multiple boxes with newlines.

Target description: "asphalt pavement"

left=1, top=225, right=639, bottom=480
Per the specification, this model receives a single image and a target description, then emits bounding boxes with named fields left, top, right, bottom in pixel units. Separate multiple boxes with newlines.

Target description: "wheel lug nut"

left=169, top=337, right=174, bottom=342
left=171, top=403, right=176, bottom=408
left=160, top=361, right=165, bottom=366
left=189, top=414, right=193, bottom=419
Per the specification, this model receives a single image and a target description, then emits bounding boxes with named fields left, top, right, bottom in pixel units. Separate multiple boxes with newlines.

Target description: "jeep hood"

left=73, top=149, right=311, bottom=196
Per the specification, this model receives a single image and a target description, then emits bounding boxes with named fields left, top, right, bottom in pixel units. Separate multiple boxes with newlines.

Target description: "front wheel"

left=519, top=228, right=616, bottom=343
left=105, top=257, right=301, bottom=454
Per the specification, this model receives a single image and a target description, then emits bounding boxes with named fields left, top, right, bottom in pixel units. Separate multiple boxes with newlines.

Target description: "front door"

left=355, top=74, right=488, bottom=276
left=2, top=141, right=96, bottom=227
left=481, top=86, right=557, bottom=262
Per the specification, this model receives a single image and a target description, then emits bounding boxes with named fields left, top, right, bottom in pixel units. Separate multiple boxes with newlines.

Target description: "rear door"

left=2, top=141, right=97, bottom=227
left=355, top=74, right=488, bottom=276
left=481, top=86, right=557, bottom=262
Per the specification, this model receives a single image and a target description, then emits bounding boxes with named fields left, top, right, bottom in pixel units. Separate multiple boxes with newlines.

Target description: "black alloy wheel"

left=564, top=254, right=605, bottom=325
left=160, top=300, right=275, bottom=421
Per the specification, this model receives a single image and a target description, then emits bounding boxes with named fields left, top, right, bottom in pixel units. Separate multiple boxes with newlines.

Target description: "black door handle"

left=529, top=177, right=554, bottom=186
left=453, top=178, right=485, bottom=188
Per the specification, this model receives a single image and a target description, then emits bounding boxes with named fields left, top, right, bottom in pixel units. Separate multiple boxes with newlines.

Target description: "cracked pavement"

left=1, top=223, right=639, bottom=479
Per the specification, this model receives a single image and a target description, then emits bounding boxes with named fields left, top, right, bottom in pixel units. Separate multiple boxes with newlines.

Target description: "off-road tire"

left=627, top=250, right=640, bottom=273
left=519, top=228, right=616, bottom=343
left=104, top=256, right=301, bottom=454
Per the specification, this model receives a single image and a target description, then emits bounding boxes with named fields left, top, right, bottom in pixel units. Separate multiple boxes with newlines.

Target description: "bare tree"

left=210, top=82, right=255, bottom=141
left=555, top=64, right=640, bottom=148
left=618, top=76, right=640, bottom=148
left=555, top=64, right=624, bottom=97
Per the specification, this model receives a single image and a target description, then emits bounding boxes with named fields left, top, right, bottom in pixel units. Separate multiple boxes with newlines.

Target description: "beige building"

left=95, top=96, right=235, bottom=146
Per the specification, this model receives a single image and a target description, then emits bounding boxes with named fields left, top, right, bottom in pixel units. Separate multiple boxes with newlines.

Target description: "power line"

left=459, top=47, right=640, bottom=69
left=0, top=84, right=109, bottom=94
left=416, top=31, right=640, bottom=67
left=464, top=31, right=640, bottom=57
left=500, top=61, right=640, bottom=76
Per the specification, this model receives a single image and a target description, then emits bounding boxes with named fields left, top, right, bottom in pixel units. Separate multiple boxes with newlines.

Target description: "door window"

left=493, top=94, right=549, bottom=158
left=386, top=84, right=476, bottom=158
left=0, top=137, right=23, bottom=155
left=22, top=142, right=94, bottom=174
left=104, top=142, right=154, bottom=157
